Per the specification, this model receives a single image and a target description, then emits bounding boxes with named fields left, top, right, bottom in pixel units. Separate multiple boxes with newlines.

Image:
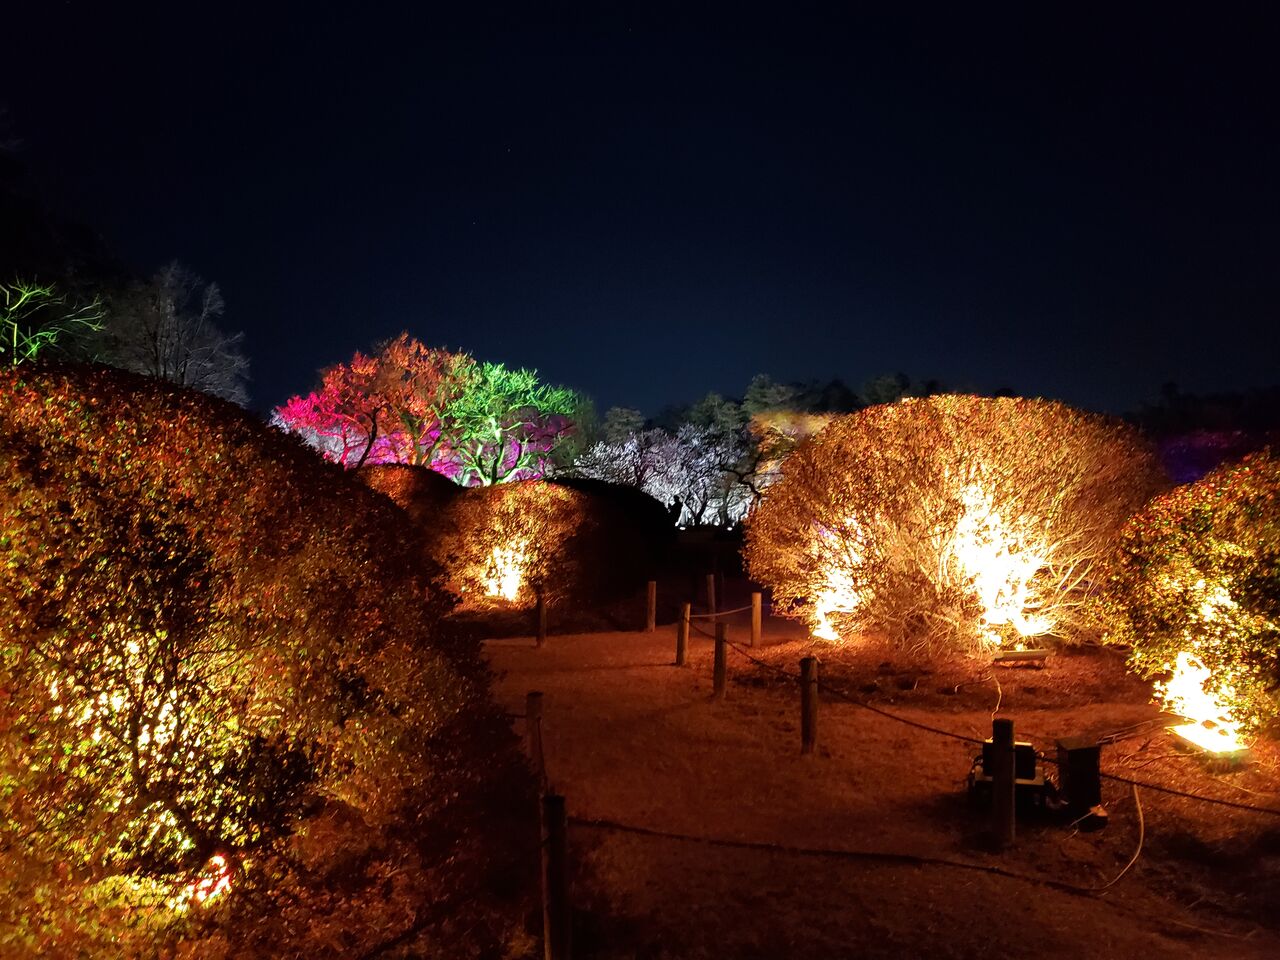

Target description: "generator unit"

left=967, top=737, right=1050, bottom=807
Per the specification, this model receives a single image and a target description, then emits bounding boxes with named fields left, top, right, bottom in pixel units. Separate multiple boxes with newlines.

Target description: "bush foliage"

left=745, top=396, right=1164, bottom=657
left=0, top=364, right=533, bottom=957
left=1107, top=449, right=1280, bottom=733
left=356, top=462, right=461, bottom=527
left=433, top=481, right=594, bottom=607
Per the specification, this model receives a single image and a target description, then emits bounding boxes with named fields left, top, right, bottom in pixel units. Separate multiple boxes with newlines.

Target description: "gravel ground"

left=485, top=614, right=1280, bottom=960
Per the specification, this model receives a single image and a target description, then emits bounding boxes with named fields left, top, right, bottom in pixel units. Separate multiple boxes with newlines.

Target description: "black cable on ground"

left=567, top=813, right=1086, bottom=894
left=1095, top=771, right=1280, bottom=818
left=714, top=637, right=1280, bottom=818
left=568, top=811, right=1256, bottom=939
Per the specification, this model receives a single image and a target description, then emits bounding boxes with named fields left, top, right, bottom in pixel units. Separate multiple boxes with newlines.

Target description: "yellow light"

left=806, top=481, right=1051, bottom=648
left=811, top=564, right=858, bottom=641
left=1157, top=651, right=1246, bottom=755
left=483, top=539, right=529, bottom=602
left=170, top=854, right=233, bottom=911
left=950, top=483, right=1050, bottom=647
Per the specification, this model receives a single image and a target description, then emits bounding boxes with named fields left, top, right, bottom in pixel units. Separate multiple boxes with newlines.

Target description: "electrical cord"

left=1088, top=784, right=1143, bottom=893
left=704, top=636, right=1280, bottom=818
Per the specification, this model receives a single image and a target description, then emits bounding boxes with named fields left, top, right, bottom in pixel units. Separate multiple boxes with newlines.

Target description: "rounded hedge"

left=745, top=396, right=1164, bottom=657
left=435, top=480, right=592, bottom=607
left=0, top=364, right=533, bottom=957
left=1107, top=449, right=1280, bottom=734
left=356, top=462, right=461, bottom=526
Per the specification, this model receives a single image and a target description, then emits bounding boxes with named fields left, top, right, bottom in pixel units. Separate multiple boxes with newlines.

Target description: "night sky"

left=5, top=3, right=1279, bottom=416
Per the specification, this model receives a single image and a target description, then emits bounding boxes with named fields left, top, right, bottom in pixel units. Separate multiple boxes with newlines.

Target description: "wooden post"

left=676, top=602, right=690, bottom=666
left=750, top=591, right=762, bottom=648
left=536, top=592, right=548, bottom=648
left=645, top=580, right=657, bottom=633
left=705, top=572, right=717, bottom=616
left=800, top=656, right=818, bottom=755
left=713, top=622, right=727, bottom=699
left=991, top=717, right=1016, bottom=849
left=526, top=691, right=546, bottom=787
left=540, top=792, right=571, bottom=960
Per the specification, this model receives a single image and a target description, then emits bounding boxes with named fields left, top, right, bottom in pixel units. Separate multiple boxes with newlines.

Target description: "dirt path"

left=486, top=624, right=1280, bottom=959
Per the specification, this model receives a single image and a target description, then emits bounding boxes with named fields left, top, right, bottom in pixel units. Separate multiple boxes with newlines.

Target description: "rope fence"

left=676, top=603, right=1280, bottom=818
left=688, top=603, right=753, bottom=619
left=510, top=576, right=1280, bottom=956
left=712, top=634, right=1280, bottom=819
left=567, top=813, right=1089, bottom=893
left=516, top=621, right=1278, bottom=959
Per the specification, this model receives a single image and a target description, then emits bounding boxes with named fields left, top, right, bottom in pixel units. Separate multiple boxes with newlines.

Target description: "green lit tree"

left=1, top=279, right=103, bottom=367
left=743, top=373, right=800, bottom=415
left=276, top=337, right=583, bottom=485
left=445, top=361, right=582, bottom=485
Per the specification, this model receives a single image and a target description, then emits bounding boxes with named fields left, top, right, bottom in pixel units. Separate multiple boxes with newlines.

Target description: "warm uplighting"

left=171, top=854, right=233, bottom=911
left=483, top=540, right=529, bottom=601
left=811, top=564, right=858, bottom=641
left=808, top=520, right=863, bottom=641
left=806, top=482, right=1051, bottom=647
left=950, top=483, right=1051, bottom=647
left=1157, top=650, right=1246, bottom=755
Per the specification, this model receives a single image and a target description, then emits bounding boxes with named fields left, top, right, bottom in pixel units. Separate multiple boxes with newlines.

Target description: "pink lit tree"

left=274, top=333, right=581, bottom=483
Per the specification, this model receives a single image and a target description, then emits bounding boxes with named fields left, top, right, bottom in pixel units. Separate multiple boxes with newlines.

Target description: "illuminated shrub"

left=438, top=481, right=592, bottom=606
left=356, top=462, right=460, bottom=526
left=745, top=396, right=1163, bottom=658
left=0, top=365, right=532, bottom=957
left=1107, top=450, right=1280, bottom=741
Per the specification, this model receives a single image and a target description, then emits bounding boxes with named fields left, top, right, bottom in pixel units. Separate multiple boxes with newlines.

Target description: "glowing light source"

left=170, top=854, right=234, bottom=911
left=1157, top=650, right=1246, bottom=755
left=483, top=540, right=529, bottom=602
left=949, top=483, right=1051, bottom=647
left=805, top=483, right=1051, bottom=648
left=809, top=520, right=862, bottom=641
left=811, top=564, right=858, bottom=641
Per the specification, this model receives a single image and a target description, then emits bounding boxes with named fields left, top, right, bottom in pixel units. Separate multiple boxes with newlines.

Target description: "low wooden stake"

left=540, top=792, right=571, bottom=960
left=536, top=592, right=548, bottom=648
left=800, top=656, right=818, bottom=754
left=991, top=717, right=1016, bottom=849
left=713, top=622, right=727, bottom=699
left=526, top=691, right=546, bottom=787
left=676, top=602, right=690, bottom=666
left=705, top=572, right=717, bottom=616
left=645, top=580, right=657, bottom=633
left=750, top=591, right=762, bottom=648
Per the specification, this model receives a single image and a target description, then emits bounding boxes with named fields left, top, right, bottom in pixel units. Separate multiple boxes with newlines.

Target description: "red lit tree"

left=274, top=333, right=467, bottom=470
left=274, top=334, right=581, bottom=483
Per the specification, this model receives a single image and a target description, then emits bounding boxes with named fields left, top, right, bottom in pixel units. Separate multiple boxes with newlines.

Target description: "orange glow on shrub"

left=747, top=397, right=1161, bottom=657
left=170, top=854, right=233, bottom=912
left=805, top=483, right=1052, bottom=646
left=483, top=540, right=530, bottom=602
left=1158, top=650, right=1246, bottom=755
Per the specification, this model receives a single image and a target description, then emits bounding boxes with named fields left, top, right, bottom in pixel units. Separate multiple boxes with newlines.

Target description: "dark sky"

left=4, top=3, right=1279, bottom=416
